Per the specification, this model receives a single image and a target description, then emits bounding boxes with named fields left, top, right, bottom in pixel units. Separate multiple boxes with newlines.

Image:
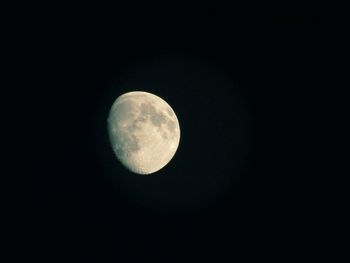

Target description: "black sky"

left=27, top=3, right=349, bottom=261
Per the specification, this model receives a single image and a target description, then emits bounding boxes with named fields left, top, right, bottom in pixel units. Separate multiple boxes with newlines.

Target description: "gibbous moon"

left=107, top=91, right=180, bottom=174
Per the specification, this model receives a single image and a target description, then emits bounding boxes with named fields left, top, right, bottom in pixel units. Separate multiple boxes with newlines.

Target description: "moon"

left=107, top=91, right=180, bottom=174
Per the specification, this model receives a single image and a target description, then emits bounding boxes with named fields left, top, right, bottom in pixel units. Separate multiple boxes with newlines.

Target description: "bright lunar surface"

left=107, top=91, right=180, bottom=174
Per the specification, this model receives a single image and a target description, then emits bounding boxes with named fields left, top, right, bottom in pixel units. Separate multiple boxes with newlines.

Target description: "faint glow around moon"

left=107, top=91, right=180, bottom=174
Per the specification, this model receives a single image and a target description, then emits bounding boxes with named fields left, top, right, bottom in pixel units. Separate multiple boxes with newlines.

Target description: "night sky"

left=28, top=3, right=349, bottom=260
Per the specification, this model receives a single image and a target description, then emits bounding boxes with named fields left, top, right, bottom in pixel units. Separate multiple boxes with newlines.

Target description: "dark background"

left=27, top=3, right=349, bottom=261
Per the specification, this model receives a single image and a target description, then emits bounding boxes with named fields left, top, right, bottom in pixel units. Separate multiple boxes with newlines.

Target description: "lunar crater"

left=113, top=132, right=140, bottom=158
